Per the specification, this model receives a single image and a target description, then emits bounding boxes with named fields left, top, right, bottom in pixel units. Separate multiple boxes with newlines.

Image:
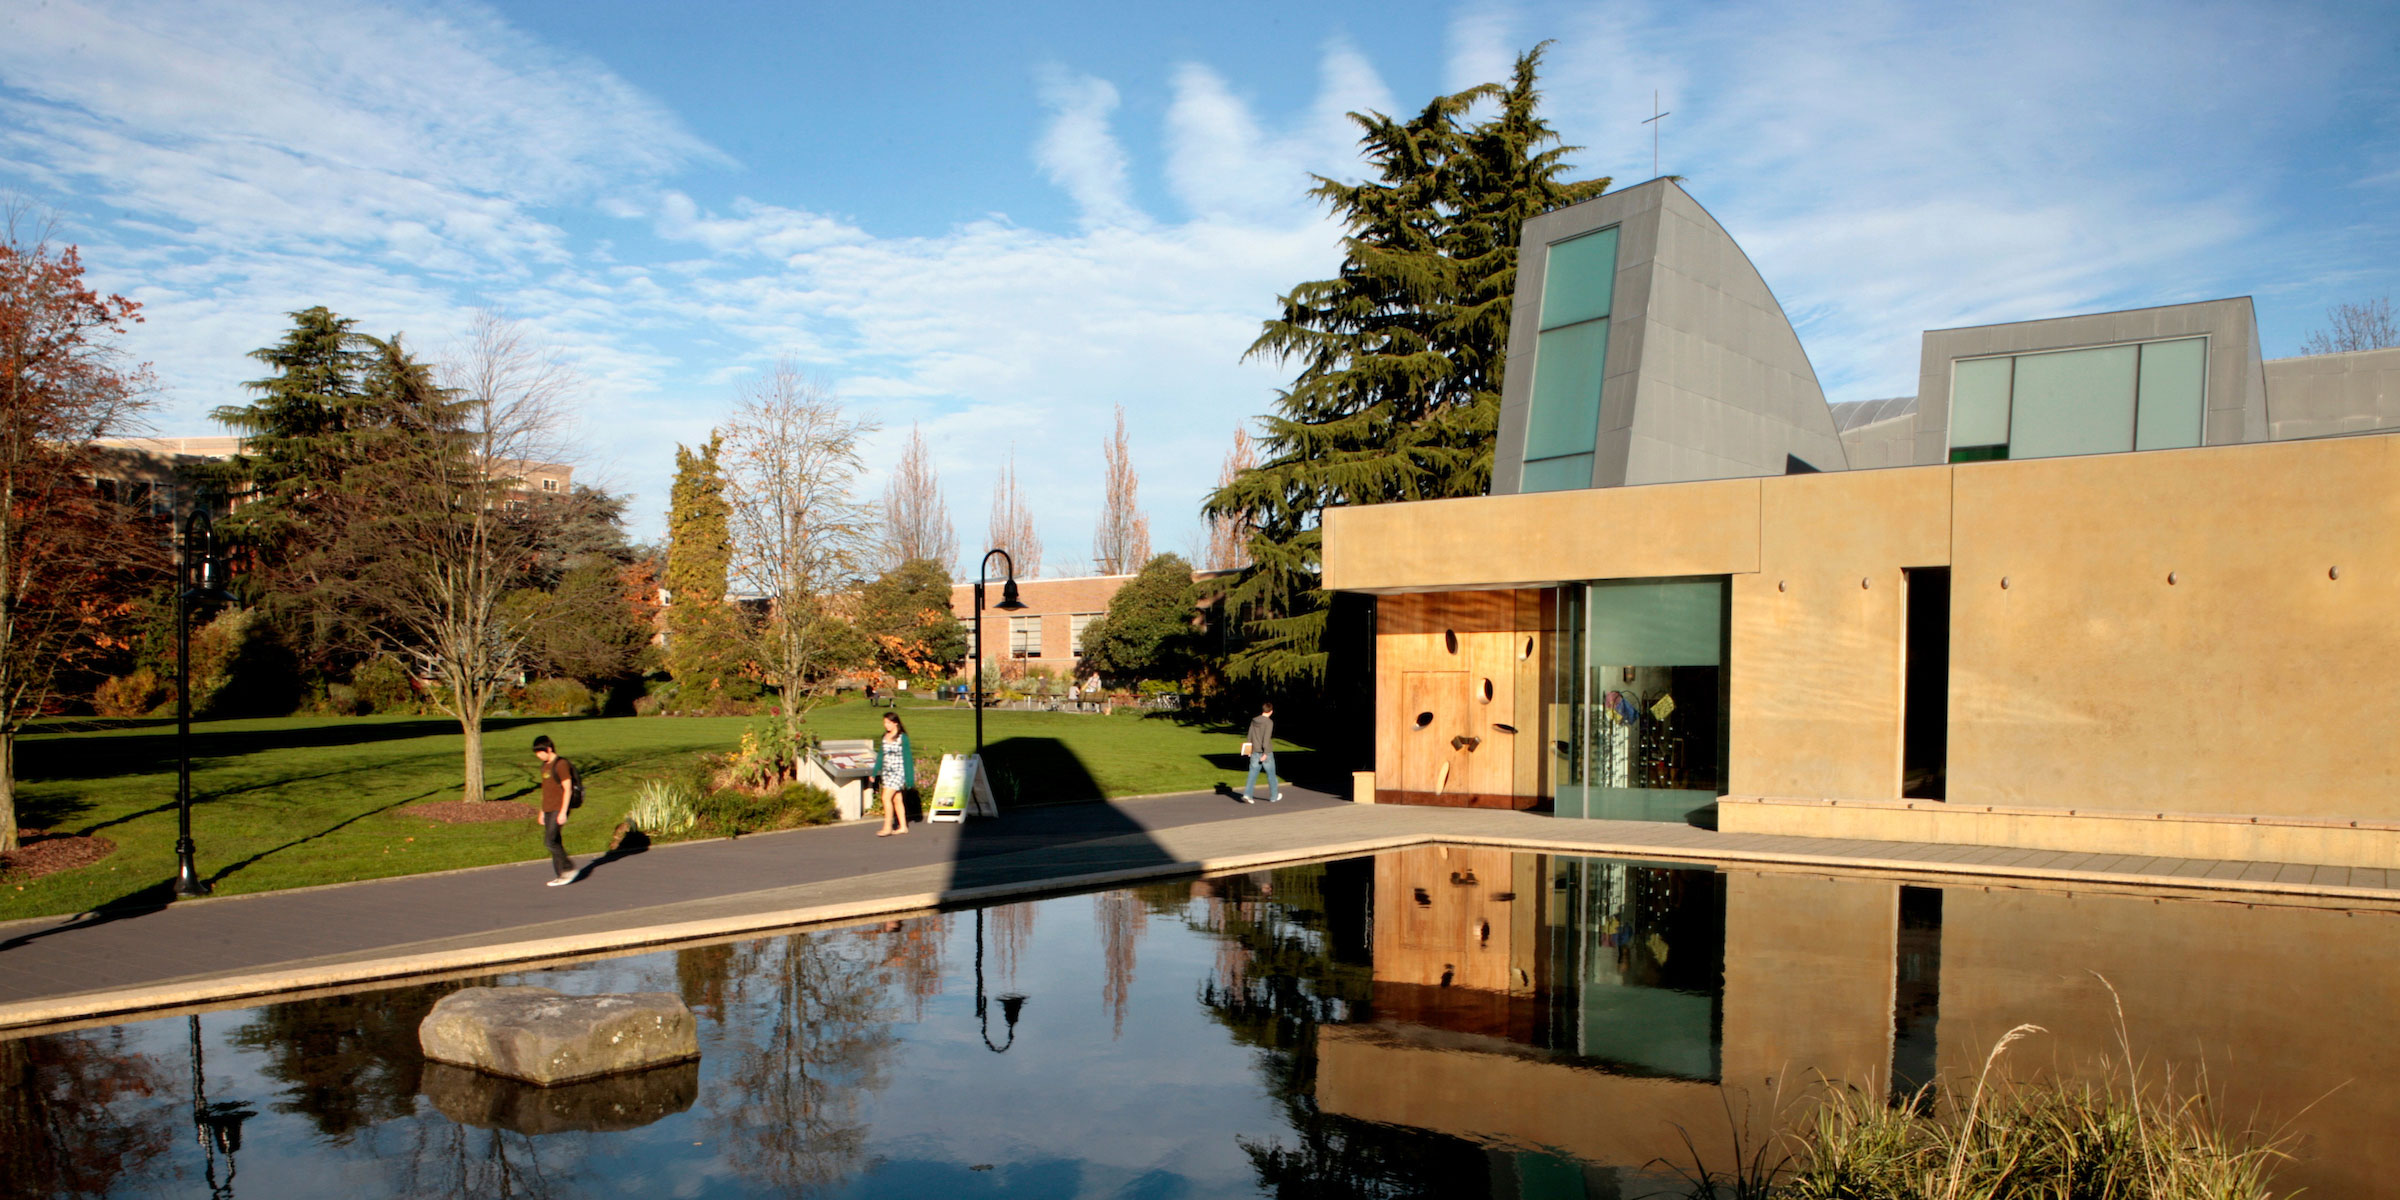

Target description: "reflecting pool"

left=6, top=847, right=2396, bottom=1198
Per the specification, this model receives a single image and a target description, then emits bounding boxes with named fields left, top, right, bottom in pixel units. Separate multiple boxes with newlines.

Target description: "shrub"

left=691, top=781, right=838, bottom=837
left=307, top=683, right=365, bottom=717
left=625, top=778, right=699, bottom=838
left=524, top=677, right=596, bottom=717
left=351, top=654, right=417, bottom=714
left=93, top=668, right=167, bottom=717
left=632, top=694, right=664, bottom=716
left=188, top=608, right=298, bottom=717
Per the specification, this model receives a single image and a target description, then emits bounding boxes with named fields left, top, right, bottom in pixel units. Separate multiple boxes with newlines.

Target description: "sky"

left=4, top=0, right=2396, bottom=568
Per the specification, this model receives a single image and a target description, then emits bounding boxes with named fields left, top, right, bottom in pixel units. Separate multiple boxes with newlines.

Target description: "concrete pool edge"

left=6, top=815, right=2397, bottom=1037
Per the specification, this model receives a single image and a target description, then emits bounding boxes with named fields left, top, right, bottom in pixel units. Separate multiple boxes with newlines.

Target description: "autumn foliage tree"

left=0, top=209, right=161, bottom=852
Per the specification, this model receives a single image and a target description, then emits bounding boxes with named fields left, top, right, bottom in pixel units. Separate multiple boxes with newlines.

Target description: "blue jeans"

left=1243, top=751, right=1279, bottom=801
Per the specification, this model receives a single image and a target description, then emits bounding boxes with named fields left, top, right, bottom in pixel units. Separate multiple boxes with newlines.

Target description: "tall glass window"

left=1947, top=336, right=2208, bottom=462
left=1551, top=577, right=1729, bottom=823
left=1522, top=227, right=1619, bottom=492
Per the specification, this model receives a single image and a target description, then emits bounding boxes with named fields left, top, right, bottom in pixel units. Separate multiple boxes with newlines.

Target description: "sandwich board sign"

left=928, top=754, right=1000, bottom=822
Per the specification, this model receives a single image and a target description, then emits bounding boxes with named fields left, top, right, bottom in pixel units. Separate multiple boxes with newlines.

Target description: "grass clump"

left=1783, top=1012, right=2290, bottom=1200
left=624, top=778, right=699, bottom=838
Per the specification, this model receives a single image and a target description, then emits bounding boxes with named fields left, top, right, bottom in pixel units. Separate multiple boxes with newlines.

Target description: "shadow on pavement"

left=0, top=878, right=178, bottom=954
left=940, top=736, right=1211, bottom=898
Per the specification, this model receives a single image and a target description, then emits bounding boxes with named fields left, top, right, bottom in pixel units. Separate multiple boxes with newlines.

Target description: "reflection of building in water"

left=1317, top=848, right=2398, bottom=1198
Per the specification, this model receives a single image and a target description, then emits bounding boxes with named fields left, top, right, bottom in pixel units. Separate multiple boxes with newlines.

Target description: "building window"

left=1522, top=226, right=1620, bottom=492
left=1948, top=336, right=2206, bottom=462
left=1009, top=614, right=1043, bottom=658
left=541, top=477, right=559, bottom=492
left=1070, top=612, right=1102, bottom=655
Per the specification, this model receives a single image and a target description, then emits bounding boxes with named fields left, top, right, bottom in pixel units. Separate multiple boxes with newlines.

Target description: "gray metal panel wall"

left=1494, top=179, right=1845, bottom=493
left=1913, top=297, right=2268, bottom=465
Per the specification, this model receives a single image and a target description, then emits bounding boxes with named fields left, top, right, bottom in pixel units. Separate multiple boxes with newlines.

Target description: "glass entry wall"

left=1551, top=578, right=1730, bottom=822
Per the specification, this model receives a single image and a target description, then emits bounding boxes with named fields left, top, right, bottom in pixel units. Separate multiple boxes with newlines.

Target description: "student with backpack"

left=533, top=735, right=581, bottom=886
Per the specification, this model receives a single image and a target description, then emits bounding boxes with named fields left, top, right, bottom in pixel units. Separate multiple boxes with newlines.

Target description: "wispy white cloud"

left=1033, top=67, right=1146, bottom=231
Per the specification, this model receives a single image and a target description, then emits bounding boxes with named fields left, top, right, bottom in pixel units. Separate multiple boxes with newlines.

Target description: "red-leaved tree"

left=1, top=206, right=158, bottom=852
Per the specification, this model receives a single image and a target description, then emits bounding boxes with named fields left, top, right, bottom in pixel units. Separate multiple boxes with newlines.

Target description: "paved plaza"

left=3, top=788, right=2394, bottom=1034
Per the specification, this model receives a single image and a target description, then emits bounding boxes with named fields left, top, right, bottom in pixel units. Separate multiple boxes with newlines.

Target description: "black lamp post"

left=173, top=502, right=231, bottom=899
left=970, top=548, right=1026, bottom=762
left=973, top=907, right=1027, bottom=1053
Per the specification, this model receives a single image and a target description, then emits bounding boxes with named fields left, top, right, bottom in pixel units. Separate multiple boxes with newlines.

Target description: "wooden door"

left=1399, top=670, right=1469, bottom=797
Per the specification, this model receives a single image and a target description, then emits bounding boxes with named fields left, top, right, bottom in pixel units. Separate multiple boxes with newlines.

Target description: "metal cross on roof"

left=1642, top=90, right=1671, bottom=180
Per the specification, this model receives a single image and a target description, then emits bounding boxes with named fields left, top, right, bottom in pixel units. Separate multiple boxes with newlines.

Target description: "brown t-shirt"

left=540, top=756, right=576, bottom=813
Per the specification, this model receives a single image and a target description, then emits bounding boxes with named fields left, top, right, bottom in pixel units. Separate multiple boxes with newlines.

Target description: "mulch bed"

left=2, top=830, right=119, bottom=881
left=408, top=801, right=541, bottom=825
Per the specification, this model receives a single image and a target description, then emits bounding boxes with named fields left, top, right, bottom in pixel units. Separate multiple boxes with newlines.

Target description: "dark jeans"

left=542, top=810, right=574, bottom=877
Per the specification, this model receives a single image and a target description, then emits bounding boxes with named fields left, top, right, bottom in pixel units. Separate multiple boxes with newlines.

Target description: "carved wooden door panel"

left=1399, top=670, right=1469, bottom=797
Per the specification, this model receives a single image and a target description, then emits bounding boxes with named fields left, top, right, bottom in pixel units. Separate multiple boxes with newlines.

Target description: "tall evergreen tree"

left=1204, top=45, right=1606, bottom=683
left=664, top=433, right=748, bottom=700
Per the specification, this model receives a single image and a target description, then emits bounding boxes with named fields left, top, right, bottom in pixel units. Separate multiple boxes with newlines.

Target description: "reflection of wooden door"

left=1400, top=671, right=1469, bottom=795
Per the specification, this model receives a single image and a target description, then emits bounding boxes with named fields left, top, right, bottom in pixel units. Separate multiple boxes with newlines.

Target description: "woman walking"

left=876, top=712, right=915, bottom=836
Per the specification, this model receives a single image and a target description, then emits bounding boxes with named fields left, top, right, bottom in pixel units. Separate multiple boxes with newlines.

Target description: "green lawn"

left=3, top=699, right=1309, bottom=923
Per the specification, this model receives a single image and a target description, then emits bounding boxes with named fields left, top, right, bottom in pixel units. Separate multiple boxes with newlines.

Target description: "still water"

left=7, top=847, right=2396, bottom=1198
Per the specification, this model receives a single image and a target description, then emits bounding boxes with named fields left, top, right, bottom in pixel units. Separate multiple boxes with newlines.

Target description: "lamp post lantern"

left=970, top=548, right=1026, bottom=761
left=973, top=907, right=1027, bottom=1052
left=173, top=501, right=231, bottom=899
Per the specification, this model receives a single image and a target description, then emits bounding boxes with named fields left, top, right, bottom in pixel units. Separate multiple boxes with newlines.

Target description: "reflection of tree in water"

left=1186, top=861, right=1505, bottom=1199
left=389, top=1120, right=562, bottom=1200
left=0, top=1029, right=178, bottom=1200
left=1096, top=889, right=1148, bottom=1038
left=228, top=978, right=487, bottom=1143
left=702, top=922, right=927, bottom=1196
left=987, top=900, right=1034, bottom=987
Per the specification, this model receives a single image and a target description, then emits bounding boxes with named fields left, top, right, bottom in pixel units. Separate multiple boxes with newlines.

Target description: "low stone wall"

left=1717, top=794, right=2400, bottom=868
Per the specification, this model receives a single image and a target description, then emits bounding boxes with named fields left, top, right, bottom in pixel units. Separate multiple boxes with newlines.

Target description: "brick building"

left=947, top=573, right=1133, bottom=674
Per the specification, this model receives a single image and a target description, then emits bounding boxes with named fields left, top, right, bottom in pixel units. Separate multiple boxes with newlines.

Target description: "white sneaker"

left=1269, top=793, right=1282, bottom=803
left=547, top=874, right=574, bottom=887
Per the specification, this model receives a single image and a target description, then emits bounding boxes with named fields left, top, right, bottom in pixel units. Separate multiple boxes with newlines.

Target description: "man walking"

left=533, top=735, right=579, bottom=886
left=1241, top=701, right=1281, bottom=803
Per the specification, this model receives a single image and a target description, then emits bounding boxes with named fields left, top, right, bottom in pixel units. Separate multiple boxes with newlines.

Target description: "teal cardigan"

left=879, top=732, right=914, bottom=790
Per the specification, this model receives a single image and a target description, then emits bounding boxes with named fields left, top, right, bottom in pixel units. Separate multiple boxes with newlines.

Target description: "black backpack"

left=563, top=760, right=585, bottom=810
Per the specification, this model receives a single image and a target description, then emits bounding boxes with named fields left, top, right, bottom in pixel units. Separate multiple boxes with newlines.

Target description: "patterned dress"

left=879, top=734, right=910, bottom=792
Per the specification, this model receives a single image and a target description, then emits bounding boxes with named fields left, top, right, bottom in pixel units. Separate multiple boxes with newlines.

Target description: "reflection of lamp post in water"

left=173, top=501, right=234, bottom=899
left=973, top=907, right=1027, bottom=1052
left=187, top=1014, right=254, bottom=1199
left=971, top=548, right=1026, bottom=763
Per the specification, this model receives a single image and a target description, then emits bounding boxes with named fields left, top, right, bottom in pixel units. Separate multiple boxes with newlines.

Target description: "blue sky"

left=4, top=0, right=2395, bottom=565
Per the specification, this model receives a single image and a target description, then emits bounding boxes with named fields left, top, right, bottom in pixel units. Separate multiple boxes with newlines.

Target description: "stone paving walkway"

left=3, top=788, right=2394, bottom=1033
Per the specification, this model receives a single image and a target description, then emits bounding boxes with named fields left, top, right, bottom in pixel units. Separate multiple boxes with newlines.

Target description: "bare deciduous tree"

left=2301, top=297, right=2398, bottom=356
left=879, top=424, right=955, bottom=572
left=350, top=310, right=574, bottom=803
left=1202, top=426, right=1256, bottom=573
left=723, top=361, right=877, bottom=736
left=985, top=450, right=1041, bottom=578
left=1092, top=405, right=1150, bottom=575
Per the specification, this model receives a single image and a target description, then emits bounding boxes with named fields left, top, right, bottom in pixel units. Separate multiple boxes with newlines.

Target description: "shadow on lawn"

left=16, top=716, right=557, bottom=784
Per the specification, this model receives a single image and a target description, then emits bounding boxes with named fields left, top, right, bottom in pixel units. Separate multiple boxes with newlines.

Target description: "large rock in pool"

left=419, top=986, right=698, bottom=1086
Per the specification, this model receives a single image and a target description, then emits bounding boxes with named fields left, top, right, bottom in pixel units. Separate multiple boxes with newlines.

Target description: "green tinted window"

left=2009, top=344, right=2137, bottom=459
left=1949, top=356, right=2013, bottom=448
left=2135, top=337, right=2206, bottom=450
left=1526, top=319, right=1609, bottom=462
left=1540, top=227, right=1619, bottom=330
left=1521, top=453, right=1594, bottom=493
left=1587, top=577, right=1725, bottom=667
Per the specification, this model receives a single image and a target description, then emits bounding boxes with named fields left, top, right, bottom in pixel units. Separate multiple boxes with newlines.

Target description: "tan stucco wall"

left=1947, top=435, right=2400, bottom=816
left=1323, top=477, right=1760, bottom=591
left=1329, top=431, right=2400, bottom=833
left=1729, top=468, right=1951, bottom=800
